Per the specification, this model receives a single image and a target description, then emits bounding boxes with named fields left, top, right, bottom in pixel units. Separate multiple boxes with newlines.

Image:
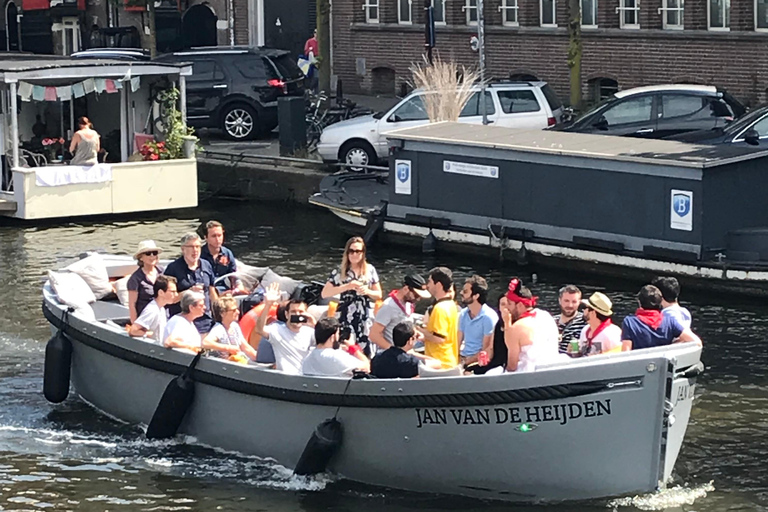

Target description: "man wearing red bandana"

left=500, top=278, right=561, bottom=372
left=620, top=285, right=701, bottom=351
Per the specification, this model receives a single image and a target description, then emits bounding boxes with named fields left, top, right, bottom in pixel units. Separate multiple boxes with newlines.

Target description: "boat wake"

left=607, top=481, right=715, bottom=511
left=0, top=424, right=334, bottom=492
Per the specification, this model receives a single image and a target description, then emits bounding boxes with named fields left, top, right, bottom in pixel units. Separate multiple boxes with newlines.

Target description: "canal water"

left=0, top=200, right=765, bottom=511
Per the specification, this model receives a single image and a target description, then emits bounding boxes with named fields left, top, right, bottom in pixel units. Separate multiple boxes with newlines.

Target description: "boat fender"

left=293, top=417, right=343, bottom=476
left=43, top=308, right=74, bottom=404
left=422, top=230, right=438, bottom=254
left=363, top=213, right=385, bottom=247
left=146, top=351, right=204, bottom=439
left=516, top=241, right=529, bottom=266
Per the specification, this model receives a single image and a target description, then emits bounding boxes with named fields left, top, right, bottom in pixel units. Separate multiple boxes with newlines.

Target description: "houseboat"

left=0, top=55, right=197, bottom=220
left=310, top=122, right=768, bottom=296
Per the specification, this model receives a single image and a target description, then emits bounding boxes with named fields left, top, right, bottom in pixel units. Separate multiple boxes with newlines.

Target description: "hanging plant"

left=155, top=87, right=196, bottom=159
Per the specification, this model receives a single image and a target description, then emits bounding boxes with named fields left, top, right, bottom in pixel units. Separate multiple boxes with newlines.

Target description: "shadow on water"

left=0, top=199, right=766, bottom=510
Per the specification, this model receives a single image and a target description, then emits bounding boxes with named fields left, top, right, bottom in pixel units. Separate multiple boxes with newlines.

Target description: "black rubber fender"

left=43, top=330, right=72, bottom=404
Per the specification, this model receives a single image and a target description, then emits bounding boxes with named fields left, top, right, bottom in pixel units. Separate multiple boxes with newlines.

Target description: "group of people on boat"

left=123, top=222, right=702, bottom=378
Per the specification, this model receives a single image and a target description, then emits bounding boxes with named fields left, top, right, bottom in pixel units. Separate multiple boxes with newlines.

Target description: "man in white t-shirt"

left=129, top=275, right=178, bottom=344
left=253, top=282, right=317, bottom=375
left=652, top=276, right=692, bottom=330
left=577, top=292, right=622, bottom=356
left=369, top=273, right=430, bottom=354
left=302, top=317, right=370, bottom=376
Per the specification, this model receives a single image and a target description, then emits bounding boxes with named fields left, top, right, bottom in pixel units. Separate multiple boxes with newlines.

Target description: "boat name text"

left=415, top=399, right=611, bottom=428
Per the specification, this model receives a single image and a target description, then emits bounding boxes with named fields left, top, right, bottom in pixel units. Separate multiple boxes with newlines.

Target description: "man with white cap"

left=577, top=292, right=623, bottom=356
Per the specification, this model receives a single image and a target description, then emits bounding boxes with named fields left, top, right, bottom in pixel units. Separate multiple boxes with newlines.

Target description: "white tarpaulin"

left=34, top=164, right=113, bottom=187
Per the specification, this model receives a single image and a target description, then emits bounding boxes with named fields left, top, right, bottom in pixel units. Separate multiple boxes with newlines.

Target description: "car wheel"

left=340, top=141, right=376, bottom=172
left=222, top=104, right=258, bottom=140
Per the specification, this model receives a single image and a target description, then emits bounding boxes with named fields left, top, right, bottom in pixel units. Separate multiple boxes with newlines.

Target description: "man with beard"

left=369, top=273, right=431, bottom=353
left=501, top=277, right=561, bottom=372
left=458, top=275, right=498, bottom=366
left=554, top=284, right=587, bottom=354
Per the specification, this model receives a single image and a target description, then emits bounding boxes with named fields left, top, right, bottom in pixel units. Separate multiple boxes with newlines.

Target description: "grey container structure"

left=312, top=122, right=768, bottom=295
left=42, top=257, right=704, bottom=503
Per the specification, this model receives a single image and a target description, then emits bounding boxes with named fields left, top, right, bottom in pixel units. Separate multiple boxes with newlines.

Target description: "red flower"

left=150, top=153, right=159, bottom=161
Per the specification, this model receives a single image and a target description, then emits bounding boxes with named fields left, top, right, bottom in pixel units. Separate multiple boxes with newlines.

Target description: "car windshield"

left=723, top=106, right=768, bottom=135
left=571, top=95, right=616, bottom=125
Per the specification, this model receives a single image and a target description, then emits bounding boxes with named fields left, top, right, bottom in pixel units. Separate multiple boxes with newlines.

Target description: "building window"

left=660, top=0, right=684, bottom=28
left=541, top=0, right=556, bottom=26
left=56, top=17, right=81, bottom=55
left=363, top=0, right=379, bottom=23
left=464, top=0, right=478, bottom=25
left=617, top=0, right=639, bottom=27
left=709, top=0, right=729, bottom=29
left=581, top=0, right=597, bottom=27
left=432, top=0, right=446, bottom=23
left=756, top=0, right=768, bottom=29
left=588, top=77, right=619, bottom=105
left=399, top=0, right=412, bottom=23
left=499, top=0, right=519, bottom=25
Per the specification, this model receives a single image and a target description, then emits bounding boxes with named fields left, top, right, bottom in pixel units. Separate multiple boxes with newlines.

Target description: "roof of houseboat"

left=0, top=55, right=191, bottom=82
left=386, top=122, right=768, bottom=169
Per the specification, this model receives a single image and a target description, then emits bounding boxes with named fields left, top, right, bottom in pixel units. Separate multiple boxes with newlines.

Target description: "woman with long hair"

left=321, top=236, right=382, bottom=356
left=69, top=116, right=100, bottom=165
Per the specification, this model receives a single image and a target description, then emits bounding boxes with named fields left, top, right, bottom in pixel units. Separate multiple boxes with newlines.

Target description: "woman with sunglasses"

left=322, top=237, right=382, bottom=357
left=203, top=297, right=257, bottom=361
left=128, top=240, right=165, bottom=323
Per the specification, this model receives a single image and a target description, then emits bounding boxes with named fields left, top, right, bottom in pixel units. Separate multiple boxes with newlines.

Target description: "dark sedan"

left=667, top=105, right=768, bottom=147
left=555, top=85, right=746, bottom=139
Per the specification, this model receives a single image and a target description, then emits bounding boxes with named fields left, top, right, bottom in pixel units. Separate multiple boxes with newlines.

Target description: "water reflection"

left=0, top=200, right=766, bottom=510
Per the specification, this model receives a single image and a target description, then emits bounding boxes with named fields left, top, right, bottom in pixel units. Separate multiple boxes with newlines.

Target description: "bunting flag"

left=15, top=77, right=138, bottom=102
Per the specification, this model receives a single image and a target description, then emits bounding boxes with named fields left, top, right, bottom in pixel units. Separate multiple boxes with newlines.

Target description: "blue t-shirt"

left=621, top=314, right=685, bottom=350
left=164, top=256, right=215, bottom=334
left=458, top=303, right=499, bottom=357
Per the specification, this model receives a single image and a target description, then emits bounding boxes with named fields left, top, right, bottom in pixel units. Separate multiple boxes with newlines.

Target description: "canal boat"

left=41, top=254, right=703, bottom=502
left=0, top=55, right=197, bottom=220
left=309, top=122, right=768, bottom=296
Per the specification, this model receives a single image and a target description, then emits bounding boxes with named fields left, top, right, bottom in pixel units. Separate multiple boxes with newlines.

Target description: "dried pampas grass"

left=410, top=55, right=481, bottom=123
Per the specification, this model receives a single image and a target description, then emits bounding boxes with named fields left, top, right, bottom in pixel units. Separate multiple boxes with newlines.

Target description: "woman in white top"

left=321, top=236, right=382, bottom=357
left=204, top=297, right=257, bottom=361
left=69, top=116, right=100, bottom=165
left=165, top=291, right=241, bottom=356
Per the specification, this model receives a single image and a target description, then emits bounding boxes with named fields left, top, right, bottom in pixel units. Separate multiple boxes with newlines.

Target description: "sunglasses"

left=143, top=251, right=159, bottom=256
left=347, top=249, right=365, bottom=254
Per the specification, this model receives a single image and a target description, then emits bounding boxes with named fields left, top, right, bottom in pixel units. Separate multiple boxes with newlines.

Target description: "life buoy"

left=239, top=302, right=279, bottom=342
left=43, top=329, right=72, bottom=404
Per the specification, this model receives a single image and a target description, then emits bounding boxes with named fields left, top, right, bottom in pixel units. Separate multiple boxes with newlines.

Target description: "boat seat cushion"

left=418, top=365, right=463, bottom=378
left=114, top=275, right=130, bottom=306
left=236, top=261, right=270, bottom=290
left=91, top=300, right=130, bottom=322
left=65, top=252, right=113, bottom=300
left=48, top=270, right=96, bottom=305
left=260, top=268, right=301, bottom=298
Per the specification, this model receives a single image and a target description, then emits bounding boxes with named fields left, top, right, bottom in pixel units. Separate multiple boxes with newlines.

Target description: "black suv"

left=554, top=85, right=746, bottom=139
left=155, top=47, right=306, bottom=140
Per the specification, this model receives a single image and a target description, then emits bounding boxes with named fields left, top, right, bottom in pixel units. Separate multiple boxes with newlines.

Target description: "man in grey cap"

left=369, top=273, right=431, bottom=354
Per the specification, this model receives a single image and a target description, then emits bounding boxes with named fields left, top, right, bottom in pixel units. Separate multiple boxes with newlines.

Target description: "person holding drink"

left=164, top=232, right=218, bottom=334
left=321, top=237, right=382, bottom=357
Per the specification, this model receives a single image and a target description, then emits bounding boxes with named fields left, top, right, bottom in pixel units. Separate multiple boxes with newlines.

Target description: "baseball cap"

left=404, top=274, right=430, bottom=299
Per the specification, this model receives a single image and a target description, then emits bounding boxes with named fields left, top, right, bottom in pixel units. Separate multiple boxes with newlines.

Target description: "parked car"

left=155, top=47, right=306, bottom=140
left=316, top=81, right=564, bottom=167
left=666, top=105, right=768, bottom=147
left=555, top=85, right=746, bottom=139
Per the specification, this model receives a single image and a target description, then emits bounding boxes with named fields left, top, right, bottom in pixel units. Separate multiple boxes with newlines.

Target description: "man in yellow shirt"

left=417, top=267, right=459, bottom=367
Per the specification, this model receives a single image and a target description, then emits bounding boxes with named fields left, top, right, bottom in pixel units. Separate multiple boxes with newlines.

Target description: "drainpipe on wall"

left=229, top=0, right=235, bottom=45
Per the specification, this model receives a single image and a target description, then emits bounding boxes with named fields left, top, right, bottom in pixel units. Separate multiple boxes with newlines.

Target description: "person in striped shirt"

left=553, top=284, right=587, bottom=354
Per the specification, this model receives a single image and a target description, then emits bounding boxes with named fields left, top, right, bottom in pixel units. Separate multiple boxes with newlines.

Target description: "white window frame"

left=540, top=0, right=557, bottom=26
left=757, top=0, right=768, bottom=30
left=708, top=0, right=730, bottom=30
left=659, top=0, right=684, bottom=29
left=616, top=0, right=640, bottom=28
left=463, top=0, right=478, bottom=25
left=399, top=0, right=413, bottom=23
left=499, top=0, right=520, bottom=25
left=56, top=17, right=81, bottom=56
left=363, top=0, right=380, bottom=23
left=581, top=0, right=598, bottom=27
left=432, top=0, right=446, bottom=24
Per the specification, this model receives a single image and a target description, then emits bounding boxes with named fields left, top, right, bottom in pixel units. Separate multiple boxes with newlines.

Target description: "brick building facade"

left=331, top=0, right=768, bottom=106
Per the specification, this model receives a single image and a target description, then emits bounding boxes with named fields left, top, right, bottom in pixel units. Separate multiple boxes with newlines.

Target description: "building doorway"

left=182, top=4, right=217, bottom=48
left=5, top=1, right=19, bottom=51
